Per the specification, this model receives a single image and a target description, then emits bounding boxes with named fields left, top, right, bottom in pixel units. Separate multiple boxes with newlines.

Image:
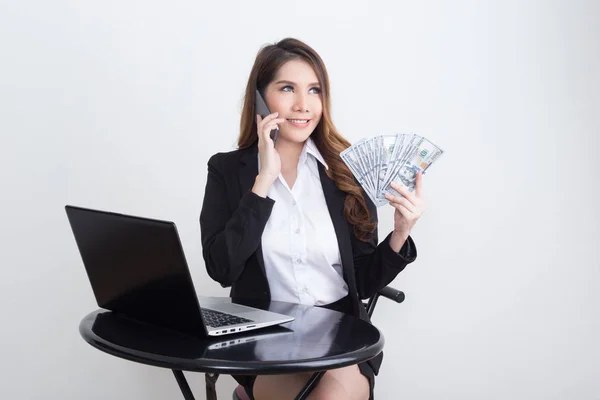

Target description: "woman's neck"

left=275, top=138, right=305, bottom=173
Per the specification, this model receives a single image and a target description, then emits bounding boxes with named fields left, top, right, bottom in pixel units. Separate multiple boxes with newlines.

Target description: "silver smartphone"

left=255, top=89, right=279, bottom=143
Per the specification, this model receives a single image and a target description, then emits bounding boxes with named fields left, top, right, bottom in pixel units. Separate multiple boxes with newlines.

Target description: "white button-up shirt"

left=259, top=138, right=349, bottom=306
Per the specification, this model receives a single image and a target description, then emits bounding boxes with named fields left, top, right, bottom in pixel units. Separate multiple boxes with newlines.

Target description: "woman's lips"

left=287, top=119, right=311, bottom=128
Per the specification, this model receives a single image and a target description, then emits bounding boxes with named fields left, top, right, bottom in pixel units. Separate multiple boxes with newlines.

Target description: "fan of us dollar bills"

left=340, top=133, right=444, bottom=207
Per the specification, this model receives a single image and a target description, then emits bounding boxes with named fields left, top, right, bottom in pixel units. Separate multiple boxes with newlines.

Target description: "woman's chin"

left=278, top=126, right=316, bottom=143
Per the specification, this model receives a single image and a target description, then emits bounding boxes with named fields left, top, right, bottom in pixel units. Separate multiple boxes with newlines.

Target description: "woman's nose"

left=293, top=94, right=308, bottom=112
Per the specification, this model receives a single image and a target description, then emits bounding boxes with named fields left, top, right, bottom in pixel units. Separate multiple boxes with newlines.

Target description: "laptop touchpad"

left=211, top=303, right=255, bottom=315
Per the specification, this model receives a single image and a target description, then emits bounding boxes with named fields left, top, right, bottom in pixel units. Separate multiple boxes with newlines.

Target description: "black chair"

left=230, top=286, right=406, bottom=400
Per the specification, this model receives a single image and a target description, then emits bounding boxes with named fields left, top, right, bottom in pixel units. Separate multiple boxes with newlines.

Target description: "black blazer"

left=199, top=143, right=417, bottom=374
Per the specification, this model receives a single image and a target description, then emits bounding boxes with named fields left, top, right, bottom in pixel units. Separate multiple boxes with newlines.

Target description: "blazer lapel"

left=318, top=164, right=359, bottom=304
left=238, top=145, right=267, bottom=279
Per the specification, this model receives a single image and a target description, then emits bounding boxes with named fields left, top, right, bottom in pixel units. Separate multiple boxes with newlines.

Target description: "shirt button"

left=292, top=201, right=297, bottom=206
left=302, top=287, right=308, bottom=293
left=295, top=229, right=300, bottom=234
left=296, top=258, right=302, bottom=264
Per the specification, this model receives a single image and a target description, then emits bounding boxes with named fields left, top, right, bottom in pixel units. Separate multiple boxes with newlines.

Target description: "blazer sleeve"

left=199, top=153, right=275, bottom=287
left=351, top=194, right=417, bottom=299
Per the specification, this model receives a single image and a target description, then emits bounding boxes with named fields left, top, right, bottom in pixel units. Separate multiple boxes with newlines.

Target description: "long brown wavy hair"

left=237, top=38, right=376, bottom=241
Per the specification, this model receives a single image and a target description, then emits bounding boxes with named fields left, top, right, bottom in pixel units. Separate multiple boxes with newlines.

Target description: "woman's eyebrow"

left=274, top=80, right=321, bottom=87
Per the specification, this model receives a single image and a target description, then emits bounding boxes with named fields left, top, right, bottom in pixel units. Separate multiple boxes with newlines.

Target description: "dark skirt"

left=233, top=295, right=375, bottom=399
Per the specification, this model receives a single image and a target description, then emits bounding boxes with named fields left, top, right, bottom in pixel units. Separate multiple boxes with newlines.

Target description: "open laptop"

left=65, top=205, right=294, bottom=337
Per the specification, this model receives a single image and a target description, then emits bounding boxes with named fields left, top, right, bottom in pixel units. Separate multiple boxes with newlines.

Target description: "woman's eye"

left=280, top=85, right=320, bottom=94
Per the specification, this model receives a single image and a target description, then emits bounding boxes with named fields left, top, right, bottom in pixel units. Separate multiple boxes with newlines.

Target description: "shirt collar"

left=301, top=137, right=329, bottom=170
left=256, top=137, right=329, bottom=171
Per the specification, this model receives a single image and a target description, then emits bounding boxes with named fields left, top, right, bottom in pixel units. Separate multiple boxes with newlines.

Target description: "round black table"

left=79, top=297, right=385, bottom=400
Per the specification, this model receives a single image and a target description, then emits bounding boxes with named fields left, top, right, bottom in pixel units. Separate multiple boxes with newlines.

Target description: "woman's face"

left=263, top=59, right=323, bottom=144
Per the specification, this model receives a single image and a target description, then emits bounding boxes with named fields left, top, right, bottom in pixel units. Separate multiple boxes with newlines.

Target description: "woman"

left=199, top=37, right=425, bottom=400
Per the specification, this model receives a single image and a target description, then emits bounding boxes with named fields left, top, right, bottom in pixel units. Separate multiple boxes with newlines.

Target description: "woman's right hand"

left=253, top=112, right=285, bottom=197
left=256, top=112, right=284, bottom=180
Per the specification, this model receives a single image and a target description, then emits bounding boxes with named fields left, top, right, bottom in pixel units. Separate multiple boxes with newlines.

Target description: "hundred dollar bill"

left=360, top=141, right=382, bottom=206
left=364, top=139, right=378, bottom=194
left=350, top=141, right=371, bottom=192
left=381, top=135, right=407, bottom=187
left=342, top=142, right=384, bottom=206
left=383, top=138, right=443, bottom=196
left=375, top=134, right=399, bottom=202
left=381, top=133, right=418, bottom=192
left=364, top=138, right=389, bottom=207
left=340, top=146, right=370, bottom=192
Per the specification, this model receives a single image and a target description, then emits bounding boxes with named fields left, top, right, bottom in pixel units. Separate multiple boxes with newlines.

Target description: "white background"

left=1, top=1, right=599, bottom=399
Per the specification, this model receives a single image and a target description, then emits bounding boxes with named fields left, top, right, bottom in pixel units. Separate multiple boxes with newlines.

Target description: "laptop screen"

left=66, top=206, right=206, bottom=336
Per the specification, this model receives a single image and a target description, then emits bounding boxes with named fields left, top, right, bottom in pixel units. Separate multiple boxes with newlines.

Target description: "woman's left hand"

left=384, top=171, right=426, bottom=240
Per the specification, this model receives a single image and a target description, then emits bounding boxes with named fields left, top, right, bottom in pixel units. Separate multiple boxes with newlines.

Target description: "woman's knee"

left=307, top=372, right=368, bottom=400
left=253, top=373, right=312, bottom=400
left=308, top=385, right=350, bottom=400
left=319, top=366, right=370, bottom=400
left=253, top=369, right=369, bottom=400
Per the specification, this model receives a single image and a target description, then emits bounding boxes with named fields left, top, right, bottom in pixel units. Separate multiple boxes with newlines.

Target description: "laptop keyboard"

left=201, top=308, right=254, bottom=328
